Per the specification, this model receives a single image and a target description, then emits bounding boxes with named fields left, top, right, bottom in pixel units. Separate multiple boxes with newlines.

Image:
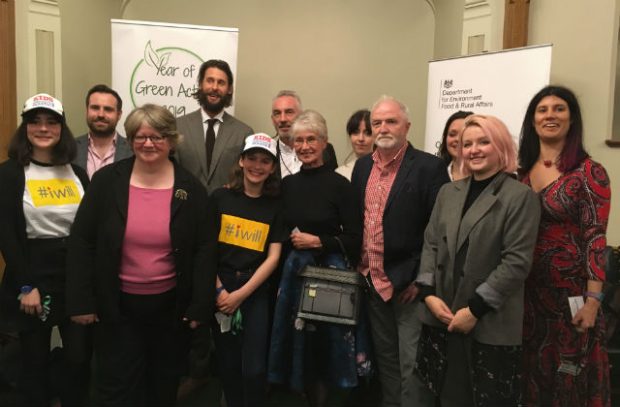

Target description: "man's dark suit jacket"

left=351, top=143, right=450, bottom=291
left=73, top=133, right=133, bottom=173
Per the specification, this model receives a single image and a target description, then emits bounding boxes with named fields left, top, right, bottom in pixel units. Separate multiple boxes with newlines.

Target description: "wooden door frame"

left=0, top=0, right=15, bottom=274
left=503, top=0, right=530, bottom=49
left=1, top=0, right=17, bottom=161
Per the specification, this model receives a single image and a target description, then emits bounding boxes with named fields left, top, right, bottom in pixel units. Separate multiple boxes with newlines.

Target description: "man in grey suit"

left=74, top=84, right=132, bottom=178
left=176, top=59, right=253, bottom=193
left=175, top=59, right=252, bottom=399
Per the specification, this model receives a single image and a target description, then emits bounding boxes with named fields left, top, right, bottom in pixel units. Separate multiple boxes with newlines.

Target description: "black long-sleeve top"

left=281, top=165, right=361, bottom=265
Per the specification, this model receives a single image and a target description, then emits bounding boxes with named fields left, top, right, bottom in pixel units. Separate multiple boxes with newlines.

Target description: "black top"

left=66, top=157, right=212, bottom=323
left=207, top=188, right=287, bottom=291
left=281, top=165, right=361, bottom=263
left=421, top=172, right=502, bottom=318
left=462, top=172, right=500, bottom=216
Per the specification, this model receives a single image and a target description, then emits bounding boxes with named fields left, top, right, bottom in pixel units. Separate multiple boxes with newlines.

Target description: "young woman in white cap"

left=0, top=94, right=90, bottom=406
left=208, top=133, right=286, bottom=407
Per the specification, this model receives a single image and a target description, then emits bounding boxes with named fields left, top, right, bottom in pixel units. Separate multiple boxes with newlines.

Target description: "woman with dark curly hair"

left=519, top=85, right=611, bottom=407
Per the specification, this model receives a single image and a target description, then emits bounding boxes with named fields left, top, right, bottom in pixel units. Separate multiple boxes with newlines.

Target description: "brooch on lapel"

left=174, top=189, right=188, bottom=200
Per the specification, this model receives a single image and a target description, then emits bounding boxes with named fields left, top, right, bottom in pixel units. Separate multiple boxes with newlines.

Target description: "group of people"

left=0, top=57, right=611, bottom=407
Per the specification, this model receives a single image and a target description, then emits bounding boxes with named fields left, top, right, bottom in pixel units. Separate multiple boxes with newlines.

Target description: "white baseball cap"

left=22, top=93, right=64, bottom=118
left=242, top=133, right=278, bottom=159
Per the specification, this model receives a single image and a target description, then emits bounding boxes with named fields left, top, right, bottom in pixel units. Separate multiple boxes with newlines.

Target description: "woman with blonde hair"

left=415, top=114, right=540, bottom=407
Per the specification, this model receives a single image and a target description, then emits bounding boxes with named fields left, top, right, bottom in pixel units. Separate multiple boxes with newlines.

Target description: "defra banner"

left=424, top=45, right=552, bottom=154
left=112, top=19, right=239, bottom=129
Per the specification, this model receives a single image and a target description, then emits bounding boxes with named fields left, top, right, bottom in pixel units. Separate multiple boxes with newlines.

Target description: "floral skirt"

left=415, top=324, right=521, bottom=407
left=522, top=286, right=610, bottom=407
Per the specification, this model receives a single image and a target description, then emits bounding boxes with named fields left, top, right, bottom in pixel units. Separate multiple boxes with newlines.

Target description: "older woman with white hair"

left=66, top=104, right=211, bottom=407
left=268, top=110, right=369, bottom=407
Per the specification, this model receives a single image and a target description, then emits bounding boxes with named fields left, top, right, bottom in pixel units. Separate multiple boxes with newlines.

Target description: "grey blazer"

left=73, top=133, right=133, bottom=175
left=175, top=109, right=253, bottom=193
left=416, top=172, right=540, bottom=346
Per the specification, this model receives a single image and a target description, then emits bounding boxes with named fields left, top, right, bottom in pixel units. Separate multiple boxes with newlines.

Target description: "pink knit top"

left=119, top=185, right=176, bottom=295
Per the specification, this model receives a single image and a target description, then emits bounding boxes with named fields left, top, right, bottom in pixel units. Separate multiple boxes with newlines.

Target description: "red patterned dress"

left=522, top=158, right=611, bottom=407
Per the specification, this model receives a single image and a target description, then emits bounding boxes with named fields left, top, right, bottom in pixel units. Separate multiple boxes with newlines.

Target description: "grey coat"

left=175, top=109, right=253, bottom=193
left=416, top=172, right=540, bottom=346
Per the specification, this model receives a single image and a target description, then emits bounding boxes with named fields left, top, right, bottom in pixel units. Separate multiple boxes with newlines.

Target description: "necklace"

left=543, top=160, right=553, bottom=168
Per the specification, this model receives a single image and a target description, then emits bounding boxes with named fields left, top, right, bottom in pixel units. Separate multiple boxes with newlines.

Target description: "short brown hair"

left=124, top=104, right=182, bottom=152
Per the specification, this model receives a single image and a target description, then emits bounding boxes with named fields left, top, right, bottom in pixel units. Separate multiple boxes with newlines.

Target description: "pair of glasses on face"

left=293, top=136, right=321, bottom=146
left=133, top=135, right=167, bottom=144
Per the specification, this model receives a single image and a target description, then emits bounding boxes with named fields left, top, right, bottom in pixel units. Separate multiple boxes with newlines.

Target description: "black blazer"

left=0, top=158, right=88, bottom=329
left=66, top=157, right=213, bottom=323
left=351, top=144, right=449, bottom=291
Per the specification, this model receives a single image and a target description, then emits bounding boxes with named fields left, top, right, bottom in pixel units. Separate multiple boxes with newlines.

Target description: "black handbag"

left=296, top=237, right=363, bottom=325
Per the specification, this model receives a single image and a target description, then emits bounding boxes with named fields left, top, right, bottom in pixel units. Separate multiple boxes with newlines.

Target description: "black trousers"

left=18, top=237, right=91, bottom=407
left=93, top=289, right=186, bottom=407
left=19, top=320, right=90, bottom=407
left=213, top=284, right=269, bottom=407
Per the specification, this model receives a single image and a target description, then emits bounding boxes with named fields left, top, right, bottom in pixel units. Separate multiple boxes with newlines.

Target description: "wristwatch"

left=20, top=285, right=33, bottom=295
left=585, top=291, right=604, bottom=302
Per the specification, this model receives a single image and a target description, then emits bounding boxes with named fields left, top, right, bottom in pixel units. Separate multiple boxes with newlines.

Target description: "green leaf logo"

left=129, top=43, right=204, bottom=116
left=144, top=41, right=160, bottom=68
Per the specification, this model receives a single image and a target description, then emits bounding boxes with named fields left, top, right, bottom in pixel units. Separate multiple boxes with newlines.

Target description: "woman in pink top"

left=67, top=104, right=212, bottom=407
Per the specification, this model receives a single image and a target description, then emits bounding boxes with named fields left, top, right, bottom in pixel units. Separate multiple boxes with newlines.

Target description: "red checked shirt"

left=358, top=143, right=407, bottom=301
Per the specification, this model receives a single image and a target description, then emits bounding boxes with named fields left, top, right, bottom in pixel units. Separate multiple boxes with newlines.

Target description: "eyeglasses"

left=293, top=136, right=321, bottom=146
left=133, top=135, right=167, bottom=144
